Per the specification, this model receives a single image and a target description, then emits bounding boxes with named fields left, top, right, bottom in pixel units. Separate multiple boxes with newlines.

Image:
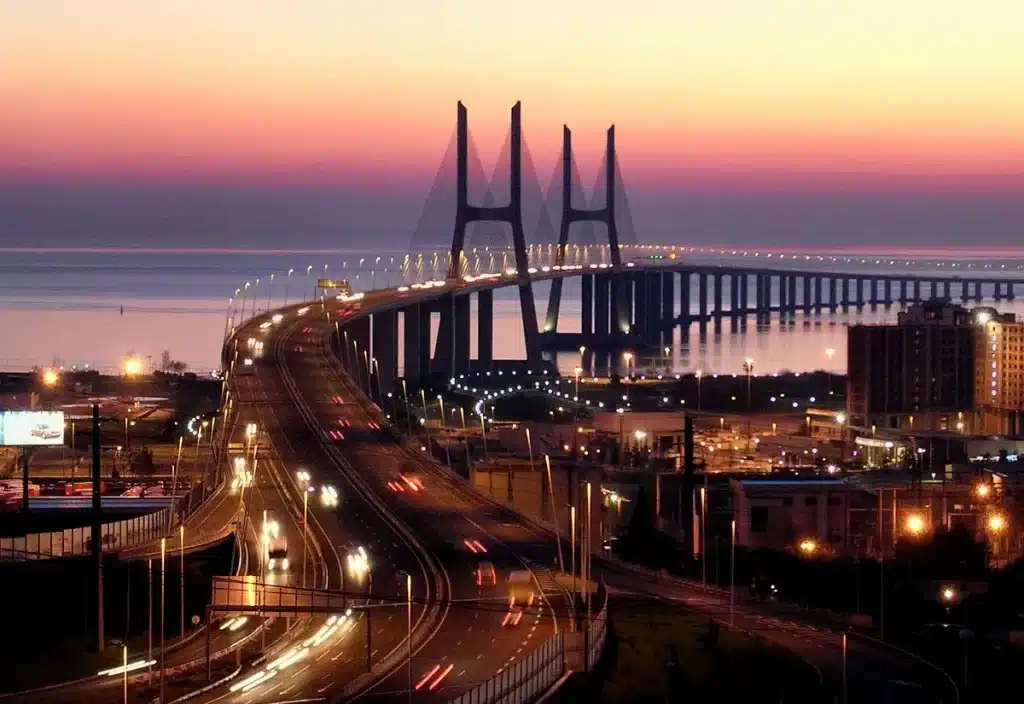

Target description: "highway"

left=156, top=298, right=564, bottom=704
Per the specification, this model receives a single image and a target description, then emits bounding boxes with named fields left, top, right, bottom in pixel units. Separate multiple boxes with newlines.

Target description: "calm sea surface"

left=2, top=247, right=1024, bottom=376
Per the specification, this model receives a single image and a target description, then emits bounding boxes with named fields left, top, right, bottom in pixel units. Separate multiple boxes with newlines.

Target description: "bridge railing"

left=448, top=629, right=565, bottom=704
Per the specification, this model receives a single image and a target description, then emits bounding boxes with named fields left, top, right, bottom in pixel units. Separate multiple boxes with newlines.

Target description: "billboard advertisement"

left=0, top=411, right=66, bottom=447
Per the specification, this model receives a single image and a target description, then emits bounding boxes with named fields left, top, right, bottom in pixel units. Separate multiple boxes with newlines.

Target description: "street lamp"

left=974, top=483, right=992, bottom=500
left=42, top=369, right=59, bottom=387
left=798, top=538, right=818, bottom=555
left=124, top=357, right=142, bottom=377
left=986, top=511, right=1007, bottom=534
left=622, top=351, right=634, bottom=381
left=904, top=513, right=927, bottom=537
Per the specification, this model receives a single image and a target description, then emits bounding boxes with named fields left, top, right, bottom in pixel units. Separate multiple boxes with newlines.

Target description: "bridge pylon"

left=447, top=101, right=540, bottom=362
left=543, top=125, right=628, bottom=336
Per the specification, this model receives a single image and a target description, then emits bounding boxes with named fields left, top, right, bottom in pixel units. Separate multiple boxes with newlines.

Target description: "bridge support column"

left=371, top=310, right=398, bottom=395
left=730, top=275, right=740, bottom=316
left=581, top=275, right=594, bottom=337
left=974, top=281, right=982, bottom=302
left=477, top=289, right=493, bottom=370
left=454, top=294, right=471, bottom=373
left=680, top=271, right=692, bottom=324
left=1008, top=284, right=1015, bottom=301
left=737, top=273, right=747, bottom=315
left=698, top=273, right=708, bottom=321
left=994, top=282, right=1002, bottom=301
left=841, top=278, right=850, bottom=311
left=596, top=274, right=611, bottom=337
left=929, top=280, right=938, bottom=300
left=633, top=272, right=648, bottom=337
left=662, top=271, right=675, bottom=329
left=856, top=278, right=865, bottom=307
left=433, top=293, right=454, bottom=376
left=829, top=277, right=838, bottom=311
left=913, top=279, right=921, bottom=302
left=814, top=276, right=823, bottom=312
left=884, top=279, right=892, bottom=306
left=943, top=280, right=952, bottom=300
left=712, top=273, right=724, bottom=321
left=777, top=275, right=788, bottom=314
left=787, top=276, right=797, bottom=314
left=402, top=304, right=431, bottom=381
left=802, top=275, right=812, bottom=314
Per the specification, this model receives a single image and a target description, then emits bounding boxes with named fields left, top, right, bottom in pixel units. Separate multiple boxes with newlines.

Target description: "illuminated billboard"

left=0, top=410, right=66, bottom=447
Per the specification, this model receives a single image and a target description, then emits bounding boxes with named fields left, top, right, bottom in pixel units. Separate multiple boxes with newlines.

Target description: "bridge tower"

left=543, top=125, right=627, bottom=335
left=447, top=101, right=540, bottom=362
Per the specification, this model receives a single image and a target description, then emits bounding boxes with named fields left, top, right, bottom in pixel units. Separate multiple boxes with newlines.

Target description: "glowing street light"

left=904, top=513, right=927, bottom=536
left=798, top=538, right=818, bottom=555
left=940, top=585, right=958, bottom=603
left=986, top=511, right=1007, bottom=534
left=41, top=369, right=59, bottom=387
left=124, top=357, right=143, bottom=377
left=974, top=483, right=991, bottom=499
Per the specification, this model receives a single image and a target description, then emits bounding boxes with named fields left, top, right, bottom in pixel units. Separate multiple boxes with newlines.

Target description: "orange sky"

left=4, top=1, right=1024, bottom=182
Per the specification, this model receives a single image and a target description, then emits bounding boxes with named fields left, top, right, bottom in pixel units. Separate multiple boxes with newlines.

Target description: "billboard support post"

left=21, top=448, right=29, bottom=513
left=92, top=403, right=104, bottom=652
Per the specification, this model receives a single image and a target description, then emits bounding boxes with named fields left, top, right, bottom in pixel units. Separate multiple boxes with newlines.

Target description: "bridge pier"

left=814, top=276, right=823, bottom=313
left=478, top=289, right=494, bottom=370
left=680, top=271, right=691, bottom=325
left=662, top=271, right=676, bottom=330
left=596, top=274, right=611, bottom=336
left=580, top=275, right=593, bottom=337
left=974, top=281, right=982, bottom=302
left=698, top=273, right=708, bottom=322
left=802, top=275, right=812, bottom=314
left=787, top=276, right=797, bottom=315
left=371, top=310, right=398, bottom=395
left=402, top=304, right=431, bottom=381
left=712, top=273, right=724, bottom=322
left=828, top=276, right=838, bottom=312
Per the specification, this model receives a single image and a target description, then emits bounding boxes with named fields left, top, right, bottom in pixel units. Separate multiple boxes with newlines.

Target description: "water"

left=3, top=247, right=1024, bottom=376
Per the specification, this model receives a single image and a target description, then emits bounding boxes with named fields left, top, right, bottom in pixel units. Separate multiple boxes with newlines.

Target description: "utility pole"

left=92, top=403, right=104, bottom=652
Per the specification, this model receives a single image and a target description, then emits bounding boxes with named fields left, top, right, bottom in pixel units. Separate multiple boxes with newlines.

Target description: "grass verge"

left=555, top=596, right=820, bottom=703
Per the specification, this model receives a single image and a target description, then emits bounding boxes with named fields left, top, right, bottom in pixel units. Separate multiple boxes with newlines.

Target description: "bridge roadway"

left=313, top=278, right=958, bottom=703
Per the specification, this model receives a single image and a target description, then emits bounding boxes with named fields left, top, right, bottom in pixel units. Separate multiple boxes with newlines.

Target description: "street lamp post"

left=404, top=573, right=412, bottom=704
left=729, top=518, right=736, bottom=628
left=284, top=268, right=294, bottom=306
left=743, top=358, right=755, bottom=452
left=437, top=396, right=452, bottom=471
left=695, top=369, right=703, bottom=412
left=401, top=379, right=413, bottom=438
left=160, top=537, right=166, bottom=703
left=544, top=455, right=565, bottom=572
left=179, top=525, right=185, bottom=640
left=302, top=487, right=310, bottom=589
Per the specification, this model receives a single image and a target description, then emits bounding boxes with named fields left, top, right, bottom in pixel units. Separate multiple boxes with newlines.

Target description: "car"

left=475, top=561, right=497, bottom=587
left=30, top=425, right=61, bottom=440
left=267, top=538, right=289, bottom=572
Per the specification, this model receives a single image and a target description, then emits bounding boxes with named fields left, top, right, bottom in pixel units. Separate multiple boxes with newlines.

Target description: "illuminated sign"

left=0, top=410, right=66, bottom=446
left=317, top=279, right=351, bottom=291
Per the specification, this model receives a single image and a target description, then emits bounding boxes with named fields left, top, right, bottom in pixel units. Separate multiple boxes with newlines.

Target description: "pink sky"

left=4, top=2, right=1024, bottom=185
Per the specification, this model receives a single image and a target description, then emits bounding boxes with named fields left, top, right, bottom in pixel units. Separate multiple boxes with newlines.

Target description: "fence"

left=0, top=506, right=172, bottom=560
left=448, top=630, right=565, bottom=704
left=585, top=587, right=609, bottom=672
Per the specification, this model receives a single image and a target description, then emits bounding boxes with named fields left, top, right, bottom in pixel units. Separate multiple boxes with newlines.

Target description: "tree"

left=159, top=349, right=188, bottom=375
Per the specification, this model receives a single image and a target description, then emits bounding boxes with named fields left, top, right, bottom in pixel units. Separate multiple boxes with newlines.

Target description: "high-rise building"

left=974, top=309, right=1024, bottom=435
left=847, top=299, right=977, bottom=431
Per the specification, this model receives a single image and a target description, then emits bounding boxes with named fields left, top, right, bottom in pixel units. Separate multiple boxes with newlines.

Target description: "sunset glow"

left=5, top=1, right=1024, bottom=183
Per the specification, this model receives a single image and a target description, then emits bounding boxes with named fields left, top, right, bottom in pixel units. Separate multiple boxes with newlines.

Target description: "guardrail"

left=448, top=630, right=565, bottom=704
left=0, top=483, right=205, bottom=561
left=585, top=585, right=609, bottom=672
left=0, top=506, right=172, bottom=560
